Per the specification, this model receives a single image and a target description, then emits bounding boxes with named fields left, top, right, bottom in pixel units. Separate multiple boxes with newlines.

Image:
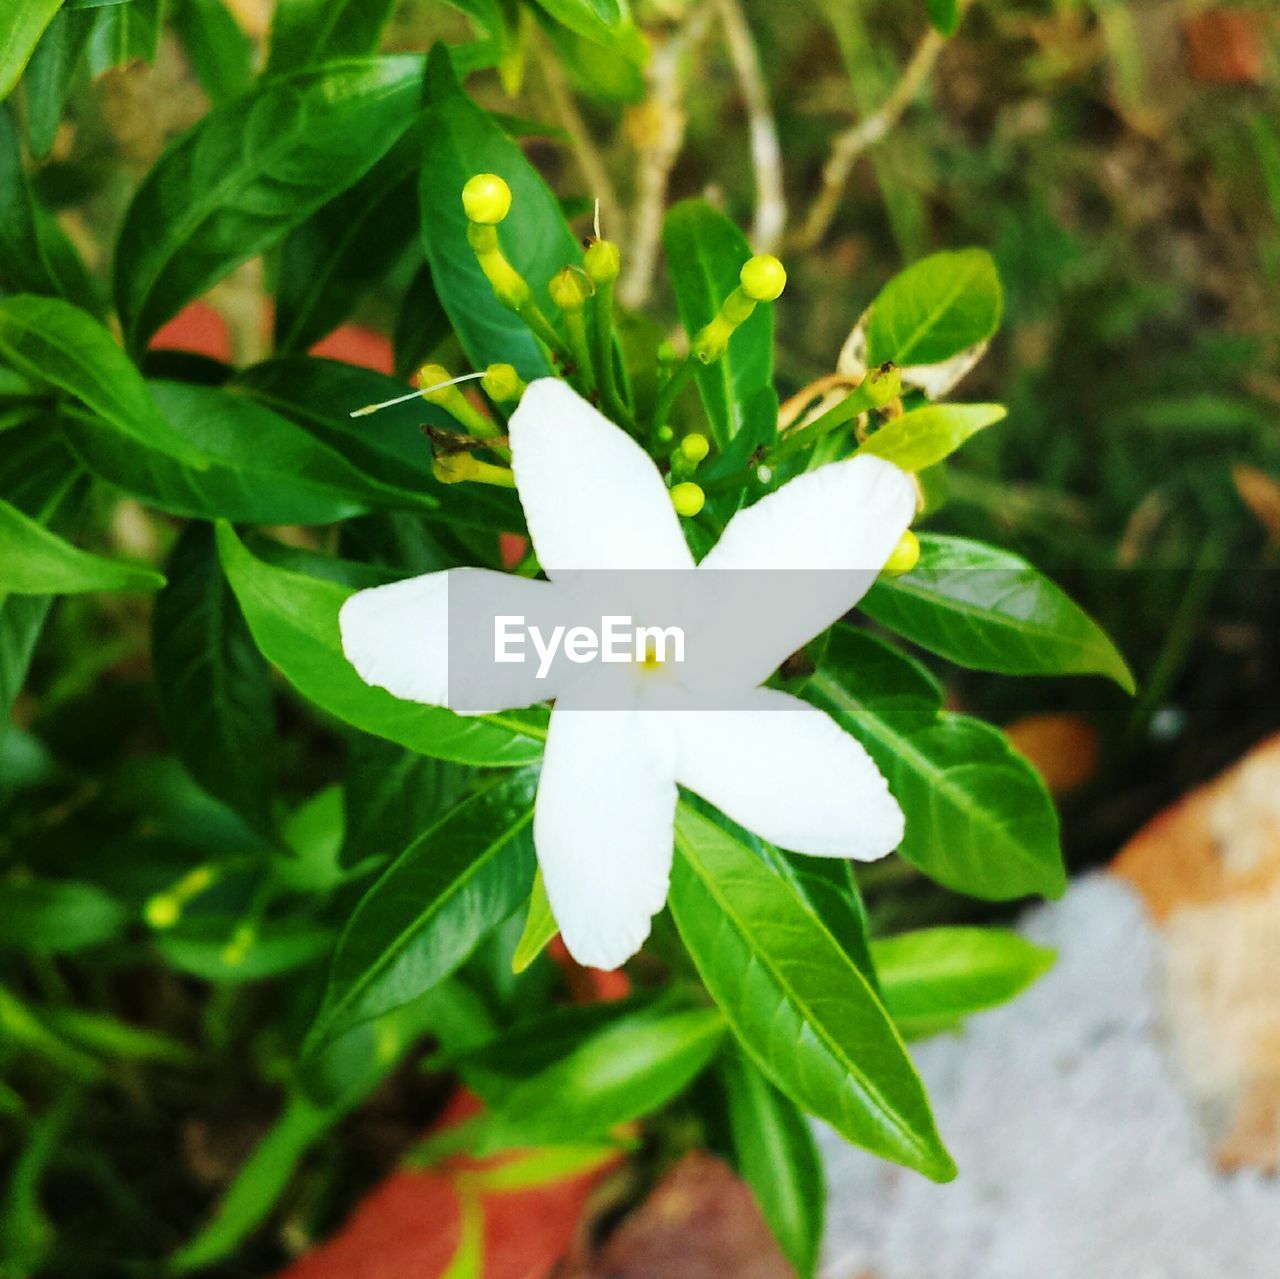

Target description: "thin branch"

left=536, top=30, right=626, bottom=241
left=715, top=0, right=786, bottom=253
left=619, top=4, right=715, bottom=310
left=790, top=27, right=947, bottom=252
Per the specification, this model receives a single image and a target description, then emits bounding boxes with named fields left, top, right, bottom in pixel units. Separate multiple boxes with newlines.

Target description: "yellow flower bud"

left=482, top=363, right=525, bottom=403
left=418, top=364, right=454, bottom=402
left=549, top=266, right=592, bottom=312
left=583, top=239, right=621, bottom=284
left=144, top=893, right=180, bottom=930
left=883, top=529, right=920, bottom=576
left=670, top=481, right=706, bottom=517
left=679, top=433, right=710, bottom=464
left=462, top=173, right=512, bottom=225
left=739, top=254, right=787, bottom=302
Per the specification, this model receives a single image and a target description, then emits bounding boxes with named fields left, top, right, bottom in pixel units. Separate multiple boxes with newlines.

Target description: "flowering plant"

left=0, top=4, right=1134, bottom=1274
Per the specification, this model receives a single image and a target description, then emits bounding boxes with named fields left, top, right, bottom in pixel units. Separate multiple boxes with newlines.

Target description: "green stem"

left=592, top=278, right=632, bottom=425
left=651, top=355, right=696, bottom=438
left=769, top=380, right=883, bottom=464
left=518, top=299, right=574, bottom=368
left=563, top=308, right=596, bottom=395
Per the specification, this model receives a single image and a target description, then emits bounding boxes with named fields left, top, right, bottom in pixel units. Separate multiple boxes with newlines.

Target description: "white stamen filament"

left=349, top=371, right=487, bottom=418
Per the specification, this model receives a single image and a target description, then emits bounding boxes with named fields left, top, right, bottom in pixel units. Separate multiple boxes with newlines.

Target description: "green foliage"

left=0, top=9, right=1167, bottom=1273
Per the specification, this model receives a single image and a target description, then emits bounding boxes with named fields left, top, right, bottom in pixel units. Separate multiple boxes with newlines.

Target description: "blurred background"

left=2, top=0, right=1279, bottom=1274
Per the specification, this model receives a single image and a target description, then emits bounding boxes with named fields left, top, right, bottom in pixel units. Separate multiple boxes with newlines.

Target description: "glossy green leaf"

left=266, top=0, right=396, bottom=75
left=233, top=358, right=521, bottom=532
left=0, top=0, right=64, bottom=101
left=925, top=0, right=960, bottom=37
left=0, top=495, right=162, bottom=594
left=0, top=879, right=126, bottom=953
left=113, top=56, right=425, bottom=351
left=862, top=534, right=1136, bottom=691
left=0, top=296, right=205, bottom=466
left=866, top=248, right=1002, bottom=368
left=873, top=926, right=1055, bottom=1039
left=455, top=1001, right=725, bottom=1152
left=662, top=200, right=773, bottom=447
left=18, top=9, right=94, bottom=160
left=530, top=0, right=627, bottom=47
left=342, top=732, right=467, bottom=868
left=419, top=45, right=580, bottom=380
left=305, top=768, right=539, bottom=1052
left=275, top=134, right=420, bottom=352
left=511, top=868, right=557, bottom=973
left=670, top=803, right=955, bottom=1182
left=393, top=263, right=451, bottom=377
left=0, top=111, right=99, bottom=308
left=65, top=379, right=431, bottom=523
left=152, top=524, right=275, bottom=835
left=860, top=403, right=1005, bottom=472
left=809, top=627, right=1065, bottom=900
left=216, top=523, right=546, bottom=766
left=170, top=0, right=253, bottom=104
left=720, top=1049, right=825, bottom=1279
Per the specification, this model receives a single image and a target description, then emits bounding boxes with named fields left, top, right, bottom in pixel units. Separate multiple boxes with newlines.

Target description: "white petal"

left=509, top=379, right=694, bottom=576
left=695, top=454, right=915, bottom=687
left=338, top=568, right=566, bottom=713
left=671, top=685, right=903, bottom=860
left=535, top=701, right=677, bottom=969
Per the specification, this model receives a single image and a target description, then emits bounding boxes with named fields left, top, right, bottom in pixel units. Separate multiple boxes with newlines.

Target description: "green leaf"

left=866, top=248, right=1002, bottom=368
left=860, top=403, right=1005, bottom=472
left=152, top=524, right=275, bottom=835
left=393, top=263, right=451, bottom=377
left=529, top=0, right=626, bottom=47
left=65, top=379, right=432, bottom=523
left=719, top=1049, right=825, bottom=1279
left=419, top=45, right=580, bottom=380
left=0, top=0, right=64, bottom=101
left=925, top=0, right=960, bottom=37
left=670, top=803, right=955, bottom=1182
left=170, top=0, right=254, bottom=104
left=0, top=495, right=163, bottom=594
left=113, top=56, right=425, bottom=352
left=233, top=358, right=521, bottom=531
left=342, top=732, right=467, bottom=868
left=216, top=523, right=545, bottom=767
left=662, top=200, right=773, bottom=447
left=809, top=627, right=1065, bottom=900
left=86, top=0, right=163, bottom=72
left=0, top=109, right=96, bottom=309
left=511, top=868, right=557, bottom=973
left=0, top=296, right=206, bottom=466
left=19, top=9, right=94, bottom=160
left=862, top=533, right=1136, bottom=691
left=451, top=1001, right=725, bottom=1152
left=275, top=134, right=420, bottom=352
left=266, top=0, right=396, bottom=75
left=0, top=427, right=84, bottom=717
left=305, top=769, right=539, bottom=1052
left=873, top=927, right=1055, bottom=1039
left=0, top=879, right=126, bottom=953
left=157, top=918, right=335, bottom=984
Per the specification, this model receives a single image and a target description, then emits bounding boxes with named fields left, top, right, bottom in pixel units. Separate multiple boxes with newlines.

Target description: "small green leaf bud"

left=144, top=893, right=180, bottom=930
left=679, top=433, right=710, bottom=464
left=583, top=239, right=621, bottom=284
left=739, top=254, right=787, bottom=302
left=865, top=361, right=902, bottom=408
left=462, top=173, right=512, bottom=225
left=883, top=529, right=920, bottom=576
left=670, top=481, right=705, bottom=517
left=549, top=266, right=592, bottom=312
left=482, top=363, right=525, bottom=403
left=656, top=424, right=675, bottom=443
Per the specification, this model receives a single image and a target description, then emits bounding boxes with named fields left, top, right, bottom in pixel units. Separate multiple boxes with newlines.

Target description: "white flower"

left=340, top=379, right=916, bottom=970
